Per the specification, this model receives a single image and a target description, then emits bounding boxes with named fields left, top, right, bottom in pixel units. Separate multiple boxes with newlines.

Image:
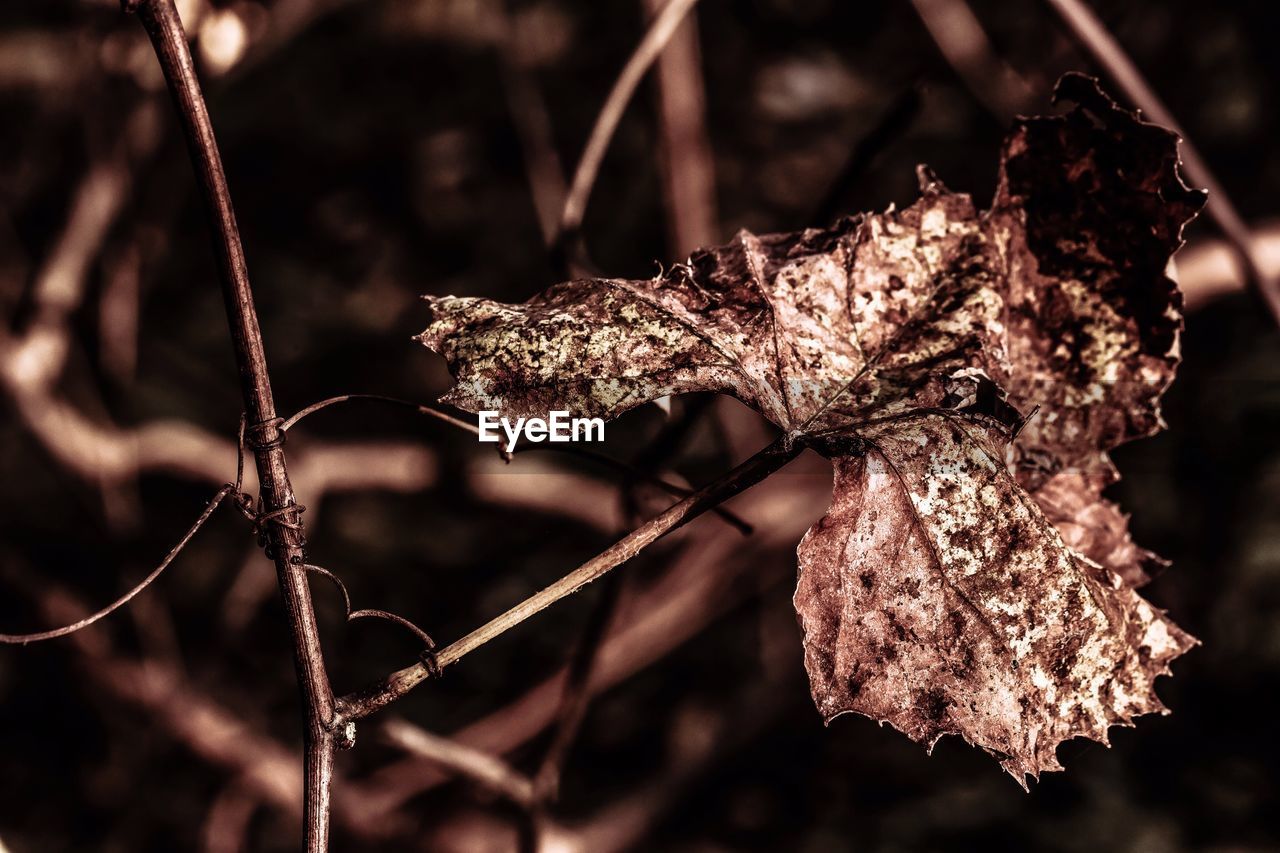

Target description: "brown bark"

left=123, top=1, right=337, bottom=848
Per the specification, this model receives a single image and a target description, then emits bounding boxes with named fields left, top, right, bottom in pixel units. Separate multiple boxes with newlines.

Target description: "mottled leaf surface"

left=795, top=415, right=1191, bottom=783
left=419, top=75, right=1202, bottom=783
left=992, top=73, right=1201, bottom=491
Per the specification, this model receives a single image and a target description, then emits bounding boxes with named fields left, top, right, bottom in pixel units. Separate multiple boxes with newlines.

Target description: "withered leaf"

left=795, top=415, right=1188, bottom=781
left=418, top=74, right=1202, bottom=784
left=1033, top=469, right=1165, bottom=588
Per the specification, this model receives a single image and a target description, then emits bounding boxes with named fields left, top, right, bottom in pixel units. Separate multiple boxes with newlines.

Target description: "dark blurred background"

left=2, top=0, right=1278, bottom=850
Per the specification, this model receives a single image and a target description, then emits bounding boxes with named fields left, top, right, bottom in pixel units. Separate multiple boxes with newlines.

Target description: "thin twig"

left=555, top=0, right=701, bottom=256
left=20, top=576, right=415, bottom=842
left=642, top=0, right=717, bottom=256
left=348, top=608, right=436, bottom=647
left=1042, top=0, right=1280, bottom=324
left=202, top=783, right=260, bottom=853
left=25, top=584, right=307, bottom=820
left=345, top=462, right=827, bottom=820
left=910, top=0, right=1038, bottom=121
left=382, top=719, right=535, bottom=809
left=305, top=563, right=437, bottom=650
left=281, top=392, right=750, bottom=531
left=1, top=485, right=234, bottom=643
left=335, top=436, right=803, bottom=721
left=496, top=0, right=568, bottom=250
left=532, top=398, right=718, bottom=808
left=513, top=444, right=752, bottom=535
left=124, top=1, right=337, bottom=848
left=280, top=393, right=480, bottom=436
left=532, top=571, right=624, bottom=804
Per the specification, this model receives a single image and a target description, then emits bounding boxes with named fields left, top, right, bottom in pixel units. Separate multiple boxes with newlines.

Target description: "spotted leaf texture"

left=418, top=75, right=1202, bottom=784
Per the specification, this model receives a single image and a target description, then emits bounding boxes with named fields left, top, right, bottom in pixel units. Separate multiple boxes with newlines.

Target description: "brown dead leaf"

left=1033, top=468, right=1165, bottom=588
left=418, top=74, right=1203, bottom=784
left=795, top=415, right=1191, bottom=783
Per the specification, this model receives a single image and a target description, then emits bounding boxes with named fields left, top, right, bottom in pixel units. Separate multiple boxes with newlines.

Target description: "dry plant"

left=2, top=1, right=1275, bottom=851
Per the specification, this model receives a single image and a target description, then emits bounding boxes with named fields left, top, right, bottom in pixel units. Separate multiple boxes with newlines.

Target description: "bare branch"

left=532, top=571, right=624, bottom=804
left=202, top=782, right=260, bottom=853
left=642, top=0, right=717, bottom=256
left=335, top=436, right=803, bottom=721
left=125, top=0, right=337, bottom=846
left=556, top=0, right=701, bottom=250
left=513, top=444, right=752, bottom=535
left=910, top=0, right=1038, bottom=121
left=305, top=563, right=437, bottom=650
left=280, top=393, right=480, bottom=436
left=382, top=719, right=536, bottom=809
left=341, top=453, right=830, bottom=820
left=219, top=438, right=438, bottom=632
left=1, top=485, right=237, bottom=644
left=496, top=0, right=568, bottom=248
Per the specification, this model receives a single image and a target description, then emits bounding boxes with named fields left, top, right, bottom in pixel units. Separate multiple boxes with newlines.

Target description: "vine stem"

left=122, top=1, right=337, bottom=849
left=555, top=0, right=701, bottom=247
left=335, top=436, right=802, bottom=721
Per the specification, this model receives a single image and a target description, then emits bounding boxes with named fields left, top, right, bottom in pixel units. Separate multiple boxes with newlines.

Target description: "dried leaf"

left=1032, top=469, right=1165, bottom=588
left=795, top=415, right=1191, bottom=783
left=992, top=73, right=1202, bottom=491
left=418, top=74, right=1203, bottom=783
